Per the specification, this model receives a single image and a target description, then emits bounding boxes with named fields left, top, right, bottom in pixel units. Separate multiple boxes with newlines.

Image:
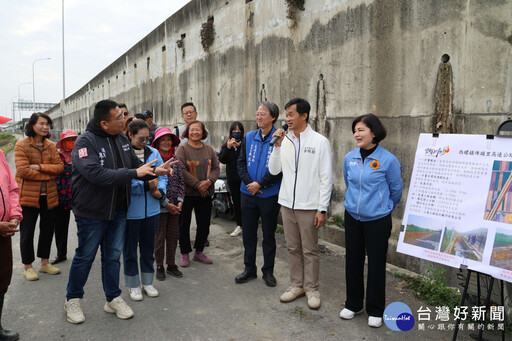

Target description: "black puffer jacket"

left=71, top=119, right=148, bottom=220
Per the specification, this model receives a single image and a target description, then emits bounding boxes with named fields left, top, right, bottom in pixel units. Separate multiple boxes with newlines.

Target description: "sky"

left=0, top=0, right=191, bottom=121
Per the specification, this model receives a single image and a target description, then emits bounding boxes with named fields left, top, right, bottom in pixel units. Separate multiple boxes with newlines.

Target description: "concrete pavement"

left=2, top=149, right=506, bottom=340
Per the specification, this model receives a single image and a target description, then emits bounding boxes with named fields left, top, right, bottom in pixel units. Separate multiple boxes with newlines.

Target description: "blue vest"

left=240, top=128, right=281, bottom=198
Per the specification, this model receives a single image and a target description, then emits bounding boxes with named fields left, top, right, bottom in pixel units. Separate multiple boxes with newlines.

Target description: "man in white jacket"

left=269, top=98, right=333, bottom=310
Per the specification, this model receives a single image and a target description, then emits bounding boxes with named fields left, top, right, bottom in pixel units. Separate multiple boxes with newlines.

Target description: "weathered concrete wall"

left=48, top=0, right=512, bottom=225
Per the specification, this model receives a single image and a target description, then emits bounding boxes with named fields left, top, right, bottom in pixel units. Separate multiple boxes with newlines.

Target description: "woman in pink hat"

left=51, top=129, right=78, bottom=265
left=151, top=127, right=184, bottom=279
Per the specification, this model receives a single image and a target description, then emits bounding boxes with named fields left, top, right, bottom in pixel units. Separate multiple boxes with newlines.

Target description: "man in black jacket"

left=64, top=100, right=175, bottom=324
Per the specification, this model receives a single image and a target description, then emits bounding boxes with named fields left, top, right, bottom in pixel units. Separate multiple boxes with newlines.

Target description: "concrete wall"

left=48, top=0, right=512, bottom=225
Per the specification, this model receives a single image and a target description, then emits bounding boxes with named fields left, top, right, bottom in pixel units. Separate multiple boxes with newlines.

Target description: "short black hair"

left=183, top=120, right=208, bottom=140
left=25, top=112, right=53, bottom=139
left=142, top=110, right=153, bottom=119
left=134, top=113, right=145, bottom=120
left=181, top=102, right=196, bottom=113
left=284, top=98, right=310, bottom=122
left=352, top=114, right=387, bottom=143
left=127, top=119, right=149, bottom=137
left=94, top=100, right=118, bottom=124
left=229, top=121, right=244, bottom=137
left=118, top=103, right=127, bottom=110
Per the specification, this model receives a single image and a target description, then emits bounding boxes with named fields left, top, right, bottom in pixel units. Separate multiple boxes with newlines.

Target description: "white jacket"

left=268, top=125, right=333, bottom=211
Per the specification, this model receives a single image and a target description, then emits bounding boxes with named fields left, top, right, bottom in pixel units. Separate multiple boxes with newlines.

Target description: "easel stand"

left=452, top=268, right=506, bottom=341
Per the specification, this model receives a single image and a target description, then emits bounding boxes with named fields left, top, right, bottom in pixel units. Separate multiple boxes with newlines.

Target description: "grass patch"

left=327, top=215, right=344, bottom=229
left=0, top=132, right=16, bottom=155
left=0, top=142, right=15, bottom=155
left=394, top=265, right=461, bottom=310
left=275, top=224, right=284, bottom=235
left=294, top=306, right=308, bottom=318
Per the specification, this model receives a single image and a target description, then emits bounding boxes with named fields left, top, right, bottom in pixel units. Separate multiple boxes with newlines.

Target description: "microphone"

left=269, top=123, right=288, bottom=146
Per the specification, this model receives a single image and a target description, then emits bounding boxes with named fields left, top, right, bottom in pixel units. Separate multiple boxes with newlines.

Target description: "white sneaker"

left=64, top=298, right=85, bottom=324
left=230, top=226, right=242, bottom=237
left=128, top=287, right=143, bottom=301
left=339, top=308, right=364, bottom=320
left=104, top=296, right=134, bottom=319
left=368, top=316, right=383, bottom=328
left=142, top=284, right=159, bottom=297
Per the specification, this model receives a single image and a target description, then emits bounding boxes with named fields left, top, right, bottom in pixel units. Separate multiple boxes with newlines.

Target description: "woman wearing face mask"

left=124, top=119, right=167, bottom=300
left=51, top=129, right=78, bottom=265
left=218, top=121, right=245, bottom=237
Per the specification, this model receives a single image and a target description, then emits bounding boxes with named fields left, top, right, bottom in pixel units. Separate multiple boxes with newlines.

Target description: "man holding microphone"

left=268, top=98, right=333, bottom=310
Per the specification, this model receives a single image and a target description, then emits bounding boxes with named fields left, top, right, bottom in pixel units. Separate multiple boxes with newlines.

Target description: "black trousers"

left=0, top=236, right=12, bottom=294
left=344, top=211, right=392, bottom=317
left=228, top=180, right=242, bottom=227
left=179, top=196, right=212, bottom=254
left=53, top=204, right=71, bottom=258
left=241, top=193, right=280, bottom=275
left=20, top=196, right=55, bottom=265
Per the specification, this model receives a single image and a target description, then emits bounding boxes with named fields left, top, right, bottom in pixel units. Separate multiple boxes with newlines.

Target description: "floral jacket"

left=159, top=157, right=185, bottom=213
left=55, top=153, right=72, bottom=210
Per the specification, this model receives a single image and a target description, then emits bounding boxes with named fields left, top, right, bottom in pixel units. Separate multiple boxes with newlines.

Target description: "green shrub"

left=0, top=132, right=15, bottom=154
left=327, top=215, right=344, bottom=229
left=394, top=265, right=461, bottom=310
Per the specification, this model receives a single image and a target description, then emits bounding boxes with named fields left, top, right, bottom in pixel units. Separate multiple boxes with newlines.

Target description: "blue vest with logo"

left=240, top=128, right=281, bottom=198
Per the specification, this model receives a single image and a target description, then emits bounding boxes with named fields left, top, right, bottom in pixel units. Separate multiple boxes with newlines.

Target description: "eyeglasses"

left=136, top=136, right=149, bottom=144
left=256, top=112, right=269, bottom=118
left=113, top=114, right=125, bottom=121
left=122, top=111, right=129, bottom=117
left=182, top=110, right=196, bottom=116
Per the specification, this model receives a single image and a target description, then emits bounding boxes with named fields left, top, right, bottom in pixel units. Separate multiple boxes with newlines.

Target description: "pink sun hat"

left=151, top=127, right=180, bottom=148
left=56, top=129, right=78, bottom=149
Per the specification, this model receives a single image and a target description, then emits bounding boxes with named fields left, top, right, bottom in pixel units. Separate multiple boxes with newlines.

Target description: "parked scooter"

left=212, top=172, right=234, bottom=219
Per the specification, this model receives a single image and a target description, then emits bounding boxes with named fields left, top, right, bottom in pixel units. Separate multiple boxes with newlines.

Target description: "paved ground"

left=3, top=150, right=507, bottom=340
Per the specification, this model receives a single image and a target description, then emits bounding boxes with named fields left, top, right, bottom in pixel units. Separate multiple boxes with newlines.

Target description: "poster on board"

left=397, top=133, right=512, bottom=283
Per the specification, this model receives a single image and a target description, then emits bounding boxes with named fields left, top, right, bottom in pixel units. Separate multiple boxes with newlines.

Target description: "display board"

left=397, top=133, right=512, bottom=283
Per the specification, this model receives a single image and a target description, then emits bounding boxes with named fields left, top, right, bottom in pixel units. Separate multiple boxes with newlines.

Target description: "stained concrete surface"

left=2, top=150, right=506, bottom=341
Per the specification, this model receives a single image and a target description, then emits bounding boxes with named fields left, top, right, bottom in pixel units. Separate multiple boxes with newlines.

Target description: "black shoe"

left=156, top=266, right=165, bottom=281
left=166, top=265, right=183, bottom=278
left=50, top=255, right=67, bottom=265
left=204, top=239, right=210, bottom=247
left=262, top=273, right=277, bottom=287
left=0, top=328, right=19, bottom=341
left=235, top=270, right=257, bottom=284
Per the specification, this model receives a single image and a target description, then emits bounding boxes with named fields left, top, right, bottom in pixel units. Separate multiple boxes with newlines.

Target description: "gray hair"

left=260, top=101, right=279, bottom=124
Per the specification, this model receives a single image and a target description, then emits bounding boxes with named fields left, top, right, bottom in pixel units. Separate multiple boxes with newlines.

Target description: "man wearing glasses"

left=119, top=103, right=129, bottom=117
left=64, top=100, right=176, bottom=324
left=175, top=102, right=211, bottom=146
left=235, top=102, right=282, bottom=287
